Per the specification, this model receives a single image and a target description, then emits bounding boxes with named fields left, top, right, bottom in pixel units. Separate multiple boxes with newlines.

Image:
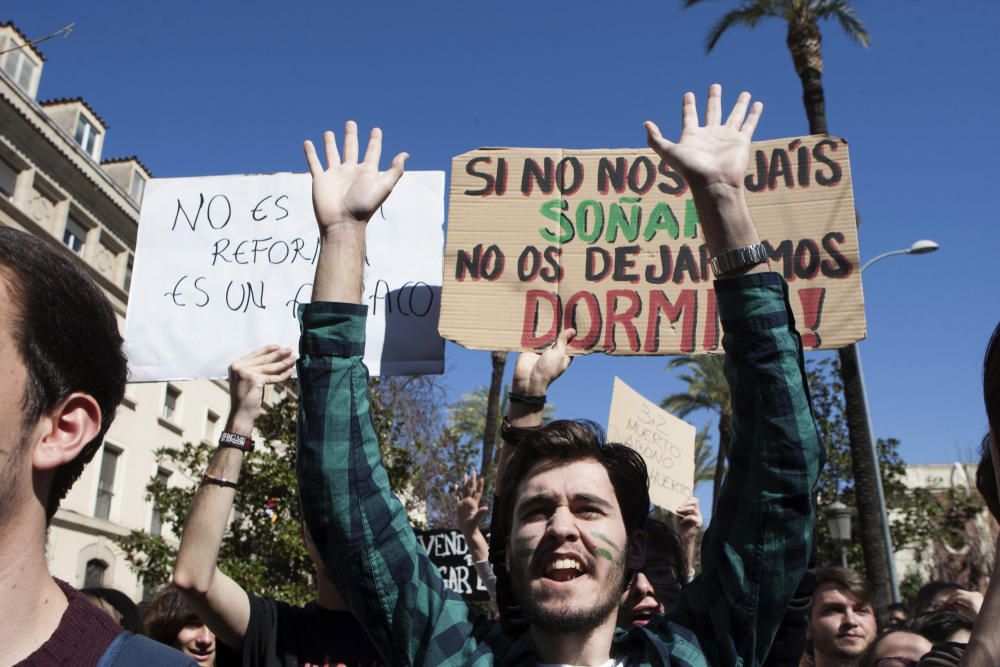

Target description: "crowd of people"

left=3, top=84, right=1000, bottom=666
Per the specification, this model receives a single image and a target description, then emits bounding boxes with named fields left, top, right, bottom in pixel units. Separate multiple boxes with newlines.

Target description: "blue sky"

left=11, top=1, right=1000, bottom=511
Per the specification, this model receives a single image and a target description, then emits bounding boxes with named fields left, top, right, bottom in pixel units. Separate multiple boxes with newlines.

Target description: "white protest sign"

left=606, top=377, right=696, bottom=512
left=124, top=171, right=445, bottom=381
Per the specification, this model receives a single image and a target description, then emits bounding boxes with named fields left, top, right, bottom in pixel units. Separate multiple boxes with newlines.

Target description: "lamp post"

left=825, top=501, right=852, bottom=568
left=854, top=239, right=939, bottom=603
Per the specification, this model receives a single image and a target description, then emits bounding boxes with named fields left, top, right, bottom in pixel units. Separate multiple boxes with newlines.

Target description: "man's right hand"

left=455, top=471, right=489, bottom=538
left=227, top=345, right=296, bottom=435
left=303, top=121, right=407, bottom=237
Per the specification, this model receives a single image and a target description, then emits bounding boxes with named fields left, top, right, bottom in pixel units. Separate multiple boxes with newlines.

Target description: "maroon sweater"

left=16, top=578, right=123, bottom=666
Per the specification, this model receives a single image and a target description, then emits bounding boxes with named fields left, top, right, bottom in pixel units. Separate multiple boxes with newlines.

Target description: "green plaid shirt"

left=296, top=271, right=823, bottom=666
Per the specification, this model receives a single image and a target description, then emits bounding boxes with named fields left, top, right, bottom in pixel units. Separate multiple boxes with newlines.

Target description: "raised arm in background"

left=172, top=345, right=295, bottom=649
left=455, top=471, right=496, bottom=600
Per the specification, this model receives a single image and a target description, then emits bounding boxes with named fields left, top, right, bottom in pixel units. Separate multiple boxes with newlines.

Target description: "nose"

left=633, top=571, right=656, bottom=597
left=841, top=608, right=858, bottom=628
left=546, top=506, right=580, bottom=542
left=195, top=625, right=214, bottom=646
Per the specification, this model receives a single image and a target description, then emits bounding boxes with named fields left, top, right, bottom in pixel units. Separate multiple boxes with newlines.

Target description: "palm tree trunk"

left=839, top=346, right=892, bottom=613
left=480, top=351, right=507, bottom=497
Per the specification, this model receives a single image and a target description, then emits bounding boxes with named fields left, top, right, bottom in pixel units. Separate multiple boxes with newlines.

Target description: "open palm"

left=304, top=121, right=407, bottom=230
left=645, top=84, right=761, bottom=191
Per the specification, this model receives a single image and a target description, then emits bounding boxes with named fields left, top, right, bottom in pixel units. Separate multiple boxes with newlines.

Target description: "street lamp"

left=825, top=501, right=852, bottom=568
left=855, top=238, right=940, bottom=603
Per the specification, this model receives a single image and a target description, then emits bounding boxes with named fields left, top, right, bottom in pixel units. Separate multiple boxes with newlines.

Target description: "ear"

left=627, top=528, right=647, bottom=569
left=32, top=393, right=102, bottom=472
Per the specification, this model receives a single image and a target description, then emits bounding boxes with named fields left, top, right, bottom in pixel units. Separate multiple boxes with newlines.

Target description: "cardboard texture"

left=124, top=171, right=446, bottom=380
left=607, top=377, right=696, bottom=512
left=440, top=136, right=865, bottom=354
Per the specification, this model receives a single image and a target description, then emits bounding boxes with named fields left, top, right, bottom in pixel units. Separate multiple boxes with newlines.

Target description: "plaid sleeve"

left=669, top=272, right=824, bottom=666
left=295, top=302, right=490, bottom=666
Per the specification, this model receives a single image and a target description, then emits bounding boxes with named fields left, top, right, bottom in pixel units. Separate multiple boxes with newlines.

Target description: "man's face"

left=175, top=622, right=216, bottom=667
left=618, top=542, right=682, bottom=626
left=508, top=458, right=633, bottom=634
left=808, top=583, right=877, bottom=662
left=0, top=277, right=33, bottom=527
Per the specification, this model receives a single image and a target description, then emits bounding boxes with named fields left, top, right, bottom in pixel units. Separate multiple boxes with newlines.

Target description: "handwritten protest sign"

left=124, top=171, right=445, bottom=380
left=440, top=136, right=865, bottom=354
left=607, top=377, right=695, bottom=512
left=415, top=529, right=491, bottom=602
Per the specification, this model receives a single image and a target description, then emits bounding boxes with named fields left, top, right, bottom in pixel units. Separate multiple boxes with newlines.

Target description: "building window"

left=94, top=445, right=121, bottom=520
left=129, top=170, right=146, bottom=203
left=162, top=385, right=181, bottom=421
left=63, top=215, right=87, bottom=255
left=204, top=410, right=220, bottom=442
left=73, top=115, right=99, bottom=158
left=0, top=155, right=17, bottom=199
left=2, top=46, right=37, bottom=94
left=150, top=468, right=172, bottom=536
left=123, top=255, right=134, bottom=293
left=83, top=559, right=108, bottom=588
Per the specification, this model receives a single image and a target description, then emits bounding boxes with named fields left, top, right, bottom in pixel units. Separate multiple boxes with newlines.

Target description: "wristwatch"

left=708, top=243, right=768, bottom=277
left=218, top=431, right=254, bottom=453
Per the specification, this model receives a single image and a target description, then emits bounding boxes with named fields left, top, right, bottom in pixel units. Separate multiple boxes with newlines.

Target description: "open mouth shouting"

left=539, top=552, right=590, bottom=586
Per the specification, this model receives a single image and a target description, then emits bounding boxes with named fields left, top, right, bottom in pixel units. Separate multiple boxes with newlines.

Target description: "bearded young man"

left=295, top=84, right=823, bottom=665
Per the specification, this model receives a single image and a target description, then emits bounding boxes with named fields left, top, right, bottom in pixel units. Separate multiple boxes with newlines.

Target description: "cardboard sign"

left=440, top=136, right=865, bottom=354
left=124, top=171, right=445, bottom=380
left=607, top=377, right=696, bottom=512
left=415, top=529, right=492, bottom=602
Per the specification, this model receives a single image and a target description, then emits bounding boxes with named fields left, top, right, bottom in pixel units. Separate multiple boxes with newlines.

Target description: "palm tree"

left=479, top=351, right=507, bottom=499
left=694, top=421, right=718, bottom=489
left=662, top=355, right=731, bottom=510
left=682, top=0, right=891, bottom=610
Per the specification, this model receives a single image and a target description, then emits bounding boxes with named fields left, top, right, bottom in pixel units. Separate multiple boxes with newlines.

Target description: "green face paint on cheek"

left=595, top=548, right=615, bottom=562
left=590, top=531, right=620, bottom=554
left=515, top=547, right=534, bottom=561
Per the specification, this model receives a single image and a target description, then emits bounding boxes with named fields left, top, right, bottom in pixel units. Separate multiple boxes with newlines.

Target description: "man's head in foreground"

left=498, top=420, right=649, bottom=635
left=618, top=516, right=686, bottom=627
left=0, top=226, right=127, bottom=528
left=808, top=567, right=878, bottom=665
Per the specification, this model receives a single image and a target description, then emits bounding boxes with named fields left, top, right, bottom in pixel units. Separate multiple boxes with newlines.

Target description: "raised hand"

left=675, top=497, right=703, bottom=543
left=303, top=121, right=408, bottom=234
left=512, top=328, right=577, bottom=397
left=228, top=345, right=296, bottom=431
left=455, top=471, right=489, bottom=537
left=644, top=84, right=761, bottom=191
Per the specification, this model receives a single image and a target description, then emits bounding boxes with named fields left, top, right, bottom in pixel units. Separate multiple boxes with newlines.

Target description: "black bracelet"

left=508, top=392, right=546, bottom=407
left=501, top=417, right=540, bottom=446
left=203, top=474, right=238, bottom=489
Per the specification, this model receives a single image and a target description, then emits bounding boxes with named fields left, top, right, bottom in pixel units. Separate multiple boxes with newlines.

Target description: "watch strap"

left=708, top=243, right=768, bottom=277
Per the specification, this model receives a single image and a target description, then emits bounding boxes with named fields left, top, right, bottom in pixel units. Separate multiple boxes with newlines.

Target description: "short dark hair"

left=810, top=566, right=874, bottom=616
left=644, top=516, right=687, bottom=576
left=913, top=581, right=960, bottom=617
left=145, top=584, right=202, bottom=646
left=0, top=227, right=127, bottom=519
left=985, top=322, right=1000, bottom=437
left=909, top=610, right=973, bottom=644
left=81, top=587, right=143, bottom=634
left=976, top=434, right=1000, bottom=521
left=497, top=420, right=650, bottom=545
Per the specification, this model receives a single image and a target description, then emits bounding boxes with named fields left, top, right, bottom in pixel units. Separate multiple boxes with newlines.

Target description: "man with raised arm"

left=172, top=345, right=386, bottom=667
left=296, top=86, right=823, bottom=665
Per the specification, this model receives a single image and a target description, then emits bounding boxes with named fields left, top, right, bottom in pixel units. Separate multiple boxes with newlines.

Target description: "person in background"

left=913, top=583, right=962, bottom=618
left=82, top=587, right=144, bottom=634
left=172, top=345, right=386, bottom=667
left=145, top=585, right=219, bottom=667
left=617, top=515, right=688, bottom=627
left=807, top=567, right=878, bottom=667
left=861, top=626, right=932, bottom=667
left=887, top=603, right=911, bottom=628
left=909, top=612, right=973, bottom=645
left=0, top=227, right=190, bottom=666
left=455, top=470, right=497, bottom=600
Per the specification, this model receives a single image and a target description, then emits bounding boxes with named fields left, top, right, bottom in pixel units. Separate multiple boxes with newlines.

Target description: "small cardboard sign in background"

left=414, top=529, right=492, bottom=602
left=124, top=171, right=445, bottom=381
left=440, top=136, right=865, bottom=355
left=607, top=377, right=696, bottom=512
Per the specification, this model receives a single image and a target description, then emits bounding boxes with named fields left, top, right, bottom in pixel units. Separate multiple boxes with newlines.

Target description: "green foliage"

left=809, top=357, right=984, bottom=576
left=117, top=374, right=453, bottom=602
